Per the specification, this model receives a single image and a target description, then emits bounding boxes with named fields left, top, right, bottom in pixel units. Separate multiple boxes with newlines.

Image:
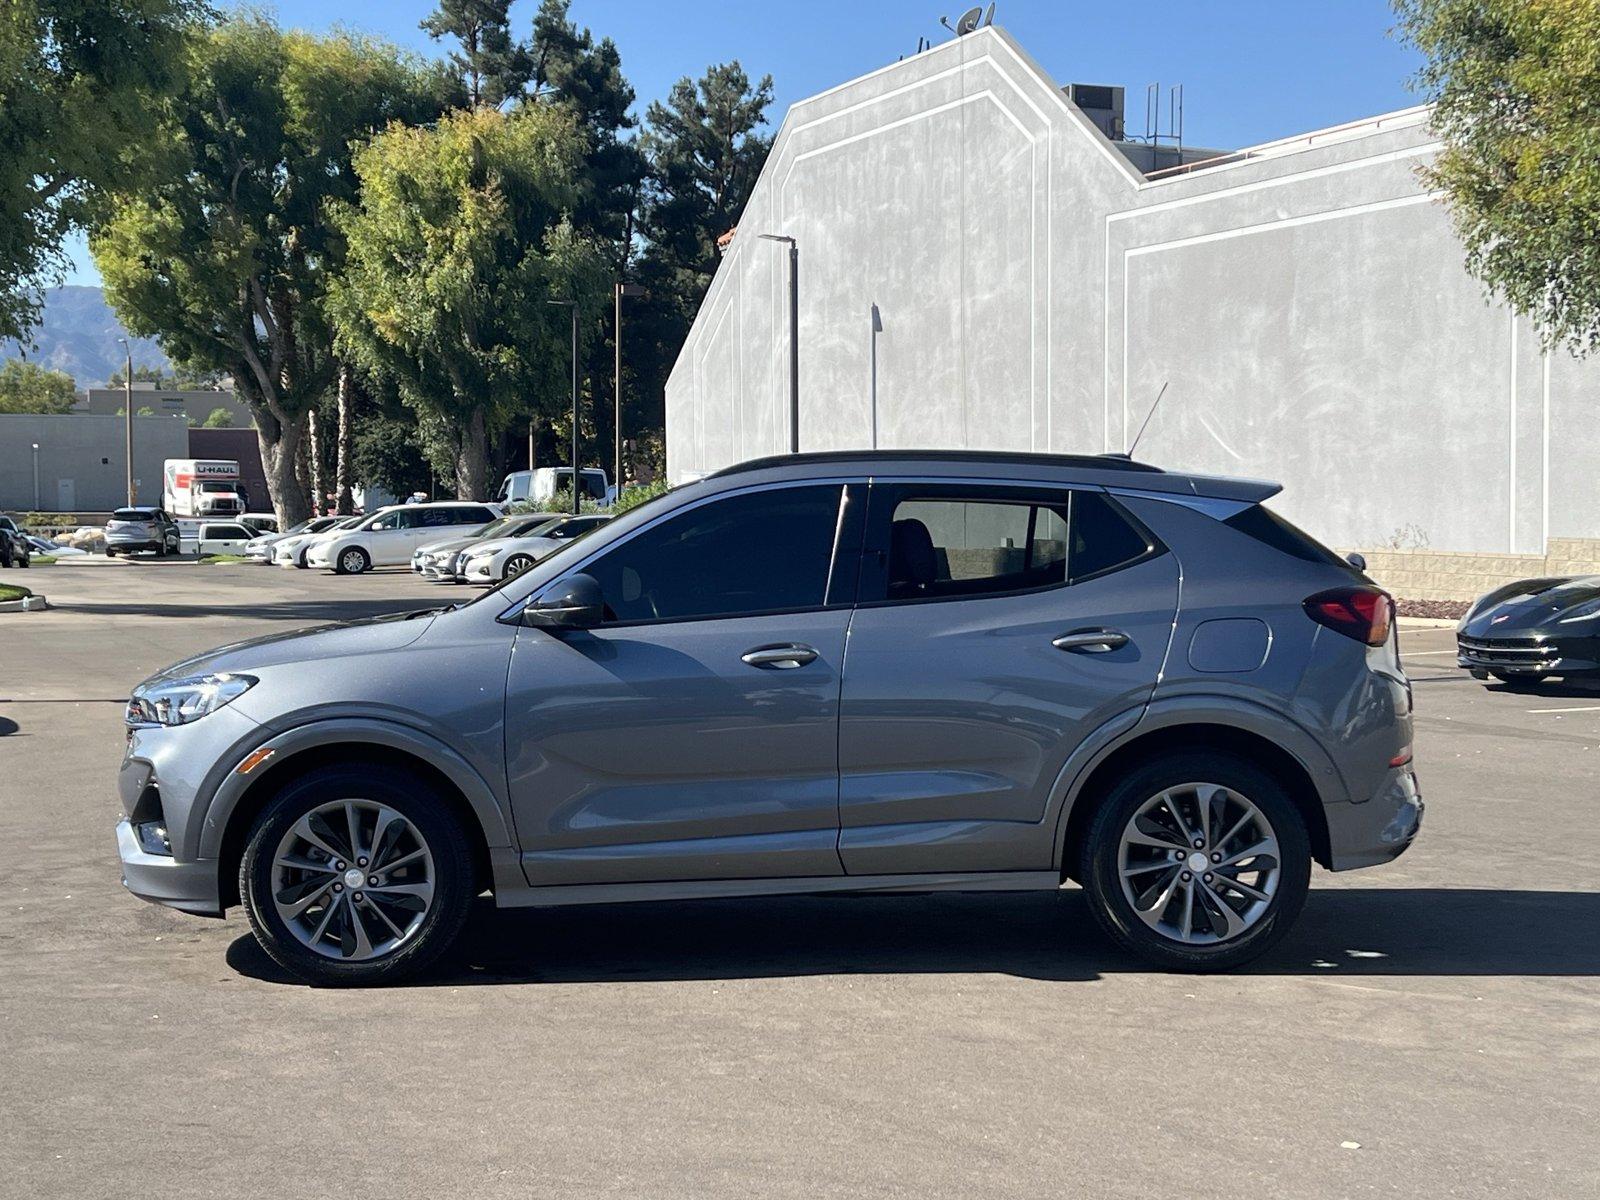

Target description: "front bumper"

left=462, top=558, right=497, bottom=583
left=116, top=820, right=222, bottom=916
left=1325, top=766, right=1423, bottom=870
left=1457, top=633, right=1600, bottom=679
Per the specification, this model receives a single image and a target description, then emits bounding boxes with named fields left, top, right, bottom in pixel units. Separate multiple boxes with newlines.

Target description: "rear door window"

left=862, top=486, right=1158, bottom=603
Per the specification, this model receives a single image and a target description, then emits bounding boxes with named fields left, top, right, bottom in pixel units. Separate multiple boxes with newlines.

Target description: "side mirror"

left=522, top=573, right=604, bottom=630
left=1346, top=552, right=1368, bottom=572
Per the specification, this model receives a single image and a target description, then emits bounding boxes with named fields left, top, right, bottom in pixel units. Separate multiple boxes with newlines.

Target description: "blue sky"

left=61, top=0, right=1421, bottom=286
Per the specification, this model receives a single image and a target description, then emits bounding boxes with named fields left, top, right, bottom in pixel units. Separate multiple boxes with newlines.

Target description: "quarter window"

left=585, top=486, right=845, bottom=624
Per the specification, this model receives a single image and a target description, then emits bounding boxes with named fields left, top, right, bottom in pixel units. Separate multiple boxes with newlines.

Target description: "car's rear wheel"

left=240, top=765, right=476, bottom=986
left=1079, top=752, right=1310, bottom=971
left=503, top=553, right=534, bottom=579
left=335, top=546, right=370, bottom=575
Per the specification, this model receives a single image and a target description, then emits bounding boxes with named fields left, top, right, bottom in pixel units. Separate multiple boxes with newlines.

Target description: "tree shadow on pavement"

left=226, top=886, right=1600, bottom=987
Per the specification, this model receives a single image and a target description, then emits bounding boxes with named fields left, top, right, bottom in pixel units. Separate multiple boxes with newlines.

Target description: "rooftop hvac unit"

left=1066, top=83, right=1125, bottom=141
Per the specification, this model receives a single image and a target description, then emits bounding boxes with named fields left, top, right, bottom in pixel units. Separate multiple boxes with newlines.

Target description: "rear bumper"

left=106, top=539, right=163, bottom=553
left=1325, top=766, right=1423, bottom=870
left=115, top=820, right=222, bottom=917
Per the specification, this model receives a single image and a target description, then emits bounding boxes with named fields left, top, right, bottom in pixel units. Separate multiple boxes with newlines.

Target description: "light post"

left=613, top=282, right=646, bottom=500
left=757, top=233, right=799, bottom=453
left=117, top=337, right=134, bottom=504
left=547, top=299, right=580, bottom=514
left=31, top=443, right=40, bottom=510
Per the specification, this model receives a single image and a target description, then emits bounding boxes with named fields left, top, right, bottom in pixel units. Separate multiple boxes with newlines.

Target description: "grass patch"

left=0, top=583, right=33, bottom=602
left=31, top=556, right=56, bottom=565
left=199, top=554, right=250, bottom=564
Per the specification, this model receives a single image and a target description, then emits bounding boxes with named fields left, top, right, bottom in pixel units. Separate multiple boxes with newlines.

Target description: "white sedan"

left=274, top=514, right=364, bottom=567
left=459, top=514, right=611, bottom=583
left=307, top=501, right=502, bottom=575
left=245, top=515, right=342, bottom=562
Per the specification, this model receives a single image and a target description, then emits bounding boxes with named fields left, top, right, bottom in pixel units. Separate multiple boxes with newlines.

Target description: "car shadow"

left=225, top=886, right=1600, bottom=988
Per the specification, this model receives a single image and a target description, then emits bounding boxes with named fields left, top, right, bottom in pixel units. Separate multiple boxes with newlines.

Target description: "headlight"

left=126, top=673, right=256, bottom=727
left=1559, top=598, right=1600, bottom=624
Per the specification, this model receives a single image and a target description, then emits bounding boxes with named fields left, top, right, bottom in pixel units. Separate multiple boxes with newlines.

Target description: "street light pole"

left=613, top=282, right=646, bottom=501
left=758, top=234, right=800, bottom=453
left=117, top=338, right=134, bottom=504
left=548, top=299, right=580, bottom=515
left=31, top=443, right=40, bottom=510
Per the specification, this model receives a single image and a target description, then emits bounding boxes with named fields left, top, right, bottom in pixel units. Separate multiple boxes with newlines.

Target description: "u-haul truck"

left=163, top=459, right=246, bottom=518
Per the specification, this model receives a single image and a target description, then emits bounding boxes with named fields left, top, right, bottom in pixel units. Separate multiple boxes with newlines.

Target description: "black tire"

left=334, top=546, right=370, bottom=575
left=1078, top=751, right=1311, bottom=971
left=503, top=553, right=534, bottom=579
left=239, top=764, right=476, bottom=986
left=17, top=554, right=28, bottom=568
left=105, top=548, right=117, bottom=557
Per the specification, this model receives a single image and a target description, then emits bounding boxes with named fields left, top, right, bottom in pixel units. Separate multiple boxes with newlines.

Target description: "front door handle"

left=1052, top=629, right=1130, bottom=654
left=741, top=644, right=819, bottom=669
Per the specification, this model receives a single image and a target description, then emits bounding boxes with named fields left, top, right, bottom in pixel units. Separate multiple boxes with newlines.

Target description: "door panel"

left=503, top=481, right=864, bottom=887
left=837, top=486, right=1179, bottom=874
left=505, top=610, right=850, bottom=884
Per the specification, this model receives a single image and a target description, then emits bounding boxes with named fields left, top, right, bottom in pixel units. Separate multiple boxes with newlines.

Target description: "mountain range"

left=0, top=286, right=172, bottom=388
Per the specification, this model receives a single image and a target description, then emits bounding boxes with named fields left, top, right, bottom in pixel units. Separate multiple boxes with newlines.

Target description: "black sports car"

left=1457, top=576, right=1600, bottom=685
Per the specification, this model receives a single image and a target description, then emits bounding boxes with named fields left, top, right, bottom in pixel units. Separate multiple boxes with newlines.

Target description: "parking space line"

left=1526, top=705, right=1600, bottom=714
left=1402, top=650, right=1460, bottom=656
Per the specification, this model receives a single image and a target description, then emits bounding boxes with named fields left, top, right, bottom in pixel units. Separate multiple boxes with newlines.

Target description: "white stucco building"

left=664, top=24, right=1598, bottom=579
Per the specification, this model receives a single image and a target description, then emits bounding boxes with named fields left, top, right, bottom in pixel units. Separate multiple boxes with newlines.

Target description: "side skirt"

left=492, top=870, right=1062, bottom=910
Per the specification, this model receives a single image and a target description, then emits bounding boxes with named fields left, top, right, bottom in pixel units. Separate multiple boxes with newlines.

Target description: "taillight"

left=1304, top=586, right=1393, bottom=646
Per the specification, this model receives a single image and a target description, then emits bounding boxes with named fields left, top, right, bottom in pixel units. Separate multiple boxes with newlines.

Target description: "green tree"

left=421, top=0, right=530, bottom=110
left=330, top=104, right=609, bottom=500
left=0, top=359, right=76, bottom=412
left=0, top=0, right=203, bottom=343
left=109, top=363, right=227, bottom=389
left=1396, top=0, right=1600, bottom=355
left=91, top=17, right=456, bottom=525
left=201, top=406, right=234, bottom=428
left=626, top=63, right=774, bottom=473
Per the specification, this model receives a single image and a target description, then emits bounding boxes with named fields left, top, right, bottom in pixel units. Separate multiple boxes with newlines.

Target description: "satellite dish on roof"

left=984, top=3, right=997, bottom=25
left=954, top=5, right=985, bottom=34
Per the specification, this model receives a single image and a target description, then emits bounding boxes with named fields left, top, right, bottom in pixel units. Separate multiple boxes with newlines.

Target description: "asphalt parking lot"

left=2, top=561, right=1597, bottom=1199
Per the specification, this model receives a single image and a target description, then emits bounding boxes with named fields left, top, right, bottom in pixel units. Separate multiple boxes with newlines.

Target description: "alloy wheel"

left=340, top=549, right=367, bottom=574
left=1116, top=782, right=1280, bottom=945
left=270, top=799, right=435, bottom=961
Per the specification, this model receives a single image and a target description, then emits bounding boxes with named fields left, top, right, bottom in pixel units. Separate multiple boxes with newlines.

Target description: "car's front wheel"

left=503, top=553, right=534, bottom=579
left=335, top=546, right=371, bottom=575
left=1078, top=752, right=1310, bottom=971
left=239, top=765, right=476, bottom=986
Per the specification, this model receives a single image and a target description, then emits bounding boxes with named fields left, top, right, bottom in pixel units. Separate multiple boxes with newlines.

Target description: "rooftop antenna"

left=1126, top=380, right=1170, bottom=458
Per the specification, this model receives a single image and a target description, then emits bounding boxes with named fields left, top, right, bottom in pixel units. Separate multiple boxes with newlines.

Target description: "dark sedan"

left=1457, top=576, right=1600, bottom=686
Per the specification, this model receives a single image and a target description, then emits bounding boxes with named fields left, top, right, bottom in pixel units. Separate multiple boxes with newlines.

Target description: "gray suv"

left=116, top=452, right=1421, bottom=984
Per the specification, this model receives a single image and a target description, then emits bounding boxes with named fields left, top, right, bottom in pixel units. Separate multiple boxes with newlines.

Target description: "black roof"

left=702, top=448, right=1282, bottom=503
left=709, top=450, right=1165, bottom=478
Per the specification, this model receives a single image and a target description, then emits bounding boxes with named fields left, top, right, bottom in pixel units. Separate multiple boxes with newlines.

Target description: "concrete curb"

left=0, top=595, right=48, bottom=612
left=1397, top=617, right=1457, bottom=629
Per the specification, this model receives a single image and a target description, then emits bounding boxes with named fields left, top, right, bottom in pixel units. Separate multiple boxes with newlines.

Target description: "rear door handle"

left=1052, top=629, right=1130, bottom=654
left=741, top=644, right=819, bottom=669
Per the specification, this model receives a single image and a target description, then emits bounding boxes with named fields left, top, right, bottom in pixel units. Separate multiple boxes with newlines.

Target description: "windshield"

left=473, top=515, right=530, bottom=539
left=466, top=488, right=680, bottom=609
left=199, top=481, right=237, bottom=493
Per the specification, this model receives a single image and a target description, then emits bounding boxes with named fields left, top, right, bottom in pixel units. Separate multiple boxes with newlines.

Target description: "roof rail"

left=707, top=449, right=1167, bottom=478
